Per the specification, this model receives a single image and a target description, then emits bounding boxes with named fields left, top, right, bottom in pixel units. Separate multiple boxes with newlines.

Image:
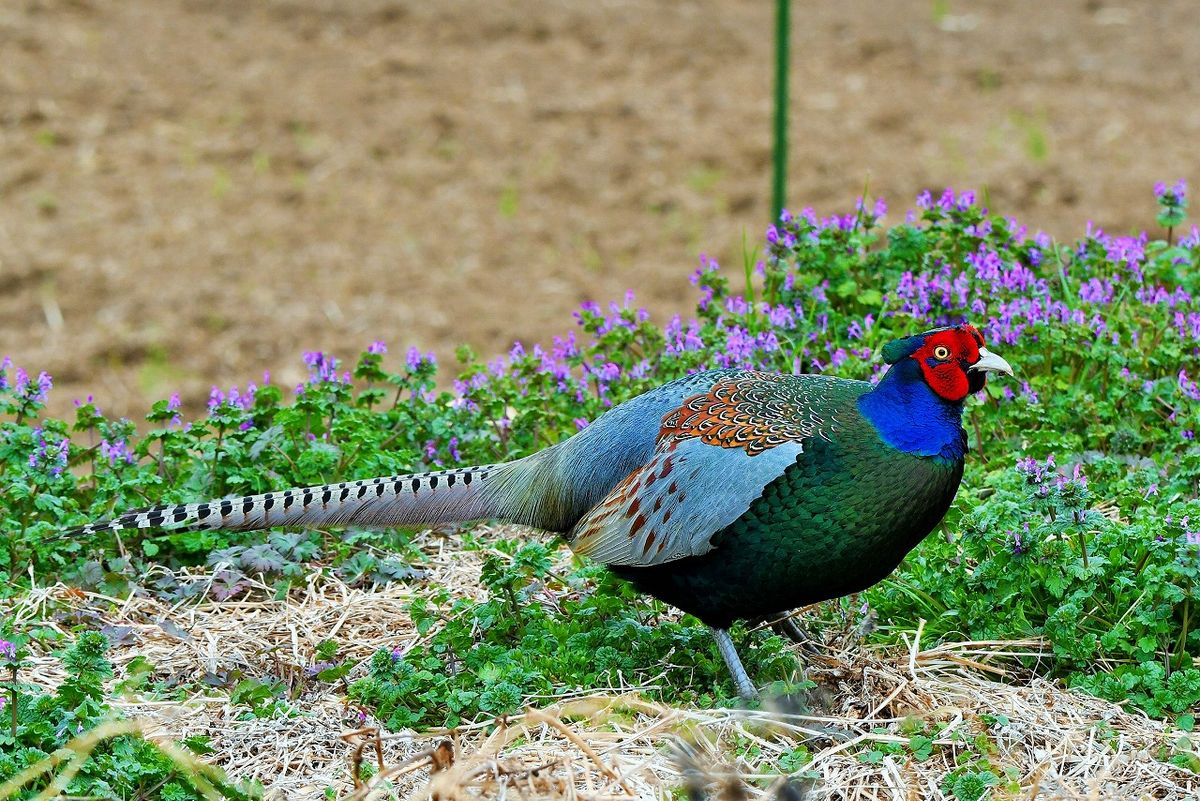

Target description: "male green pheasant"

left=69, top=324, right=1012, bottom=699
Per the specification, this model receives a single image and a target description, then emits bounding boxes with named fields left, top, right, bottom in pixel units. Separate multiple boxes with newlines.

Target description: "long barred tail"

left=69, top=463, right=514, bottom=539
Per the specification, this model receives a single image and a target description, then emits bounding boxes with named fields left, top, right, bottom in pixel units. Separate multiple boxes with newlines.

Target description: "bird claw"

left=749, top=613, right=822, bottom=655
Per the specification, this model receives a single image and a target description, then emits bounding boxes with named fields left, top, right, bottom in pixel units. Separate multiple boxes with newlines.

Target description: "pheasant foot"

left=748, top=613, right=820, bottom=655
left=712, top=627, right=758, bottom=701
left=773, top=615, right=810, bottom=645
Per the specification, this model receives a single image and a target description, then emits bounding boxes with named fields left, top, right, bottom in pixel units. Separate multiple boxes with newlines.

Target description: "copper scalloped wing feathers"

left=568, top=436, right=805, bottom=566
left=569, top=372, right=848, bottom=567
left=658, top=370, right=831, bottom=455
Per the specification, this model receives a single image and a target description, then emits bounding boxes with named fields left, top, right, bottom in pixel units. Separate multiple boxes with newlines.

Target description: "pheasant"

left=69, top=324, right=1012, bottom=699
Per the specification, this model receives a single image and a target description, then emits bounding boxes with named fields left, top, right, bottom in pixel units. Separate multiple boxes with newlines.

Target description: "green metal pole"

left=771, top=0, right=790, bottom=222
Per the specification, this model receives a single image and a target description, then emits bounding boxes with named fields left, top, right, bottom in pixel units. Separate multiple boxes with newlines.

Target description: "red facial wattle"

left=911, top=327, right=984, bottom=402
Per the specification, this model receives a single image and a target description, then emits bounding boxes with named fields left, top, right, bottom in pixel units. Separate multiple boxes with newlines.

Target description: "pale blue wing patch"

left=568, top=437, right=804, bottom=567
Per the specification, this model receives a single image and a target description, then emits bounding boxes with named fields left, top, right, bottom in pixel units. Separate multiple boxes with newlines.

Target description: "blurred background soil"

left=1, top=0, right=1197, bottom=420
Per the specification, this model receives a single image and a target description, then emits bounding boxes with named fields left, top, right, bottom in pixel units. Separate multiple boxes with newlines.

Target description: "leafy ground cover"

left=1, top=184, right=1199, bottom=797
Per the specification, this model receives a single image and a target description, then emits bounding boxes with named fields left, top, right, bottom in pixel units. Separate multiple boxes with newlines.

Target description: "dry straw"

left=6, top=526, right=1198, bottom=800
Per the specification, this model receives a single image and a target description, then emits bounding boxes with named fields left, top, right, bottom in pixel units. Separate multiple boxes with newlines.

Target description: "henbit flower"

left=207, top=386, right=225, bottom=412
left=367, top=340, right=388, bottom=355
left=1180, top=225, right=1200, bottom=249
left=99, top=437, right=136, bottom=466
left=725, top=295, right=749, bottom=315
left=1008, top=528, right=1024, bottom=556
left=595, top=362, right=621, bottom=383
left=8, top=367, right=52, bottom=403
left=767, top=304, right=796, bottom=329
left=1154, top=179, right=1187, bottom=201
left=28, top=427, right=70, bottom=476
left=1178, top=370, right=1200, bottom=402
left=302, top=351, right=345, bottom=385
left=0, top=639, right=14, bottom=660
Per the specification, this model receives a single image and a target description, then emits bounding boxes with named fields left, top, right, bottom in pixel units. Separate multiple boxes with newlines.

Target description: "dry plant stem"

left=341, top=740, right=453, bottom=801
left=341, top=726, right=385, bottom=789
left=526, top=708, right=634, bottom=796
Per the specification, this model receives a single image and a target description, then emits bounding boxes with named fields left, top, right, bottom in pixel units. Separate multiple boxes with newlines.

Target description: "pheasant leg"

left=712, top=627, right=758, bottom=700
left=774, top=615, right=810, bottom=646
left=748, top=613, right=817, bottom=652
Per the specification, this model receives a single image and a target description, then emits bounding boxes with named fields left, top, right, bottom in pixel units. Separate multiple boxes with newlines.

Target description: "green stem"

left=1176, top=597, right=1191, bottom=670
left=770, top=0, right=790, bottom=221
left=212, top=425, right=225, bottom=496
left=8, top=664, right=15, bottom=739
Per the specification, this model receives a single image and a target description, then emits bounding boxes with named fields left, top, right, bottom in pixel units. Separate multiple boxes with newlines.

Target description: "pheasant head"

left=860, top=323, right=1014, bottom=459
left=881, top=323, right=1014, bottom=402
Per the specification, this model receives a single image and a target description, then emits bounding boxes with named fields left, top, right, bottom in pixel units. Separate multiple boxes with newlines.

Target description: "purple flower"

left=574, top=417, right=590, bottom=431
left=303, top=351, right=344, bottom=385
left=447, top=437, right=461, bottom=462
left=1154, top=179, right=1187, bottom=201
left=99, top=437, right=135, bottom=466
left=596, top=362, right=621, bottom=382
left=688, top=255, right=721, bottom=288
left=28, top=427, right=70, bottom=476
left=6, top=365, right=52, bottom=403
left=1008, top=528, right=1023, bottom=556
left=1178, top=370, right=1200, bottom=402
left=367, top=340, right=388, bottom=355
left=0, top=640, right=15, bottom=660
left=1180, top=225, right=1200, bottom=249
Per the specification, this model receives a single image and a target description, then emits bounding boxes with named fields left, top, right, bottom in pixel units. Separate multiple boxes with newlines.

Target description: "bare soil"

left=1, top=0, right=1197, bottom=420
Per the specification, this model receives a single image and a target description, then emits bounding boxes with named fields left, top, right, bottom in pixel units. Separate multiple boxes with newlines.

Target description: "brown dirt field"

left=1, top=0, right=1197, bottom=421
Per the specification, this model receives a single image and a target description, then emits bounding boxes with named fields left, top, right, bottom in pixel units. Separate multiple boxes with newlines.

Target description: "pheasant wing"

left=569, top=371, right=832, bottom=567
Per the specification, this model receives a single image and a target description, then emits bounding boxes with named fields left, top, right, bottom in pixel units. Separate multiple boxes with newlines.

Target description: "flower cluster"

left=0, top=357, right=53, bottom=412
left=99, top=437, right=136, bottom=466
left=28, top=426, right=70, bottom=476
left=1155, top=179, right=1188, bottom=223
left=301, top=352, right=348, bottom=389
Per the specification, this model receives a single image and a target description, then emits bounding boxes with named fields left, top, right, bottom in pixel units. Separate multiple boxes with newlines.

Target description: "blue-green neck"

left=857, top=360, right=967, bottom=462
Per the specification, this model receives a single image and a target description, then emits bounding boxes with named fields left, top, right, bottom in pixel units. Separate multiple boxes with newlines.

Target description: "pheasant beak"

left=971, top=347, right=1014, bottom=377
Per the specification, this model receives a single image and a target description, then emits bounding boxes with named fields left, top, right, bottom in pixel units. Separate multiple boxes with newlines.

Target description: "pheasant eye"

left=933, top=345, right=951, bottom=360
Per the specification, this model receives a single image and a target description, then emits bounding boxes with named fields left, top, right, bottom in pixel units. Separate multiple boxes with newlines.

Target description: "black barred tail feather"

left=71, top=463, right=523, bottom=539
